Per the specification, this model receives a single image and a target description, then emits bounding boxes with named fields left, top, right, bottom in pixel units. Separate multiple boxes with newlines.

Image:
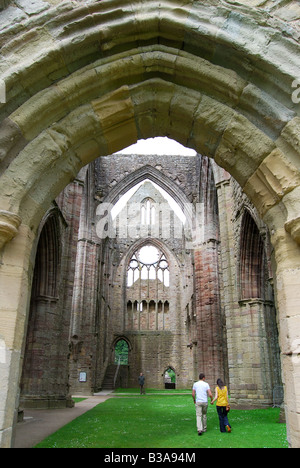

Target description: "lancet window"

left=141, top=198, right=156, bottom=226
left=240, top=211, right=265, bottom=300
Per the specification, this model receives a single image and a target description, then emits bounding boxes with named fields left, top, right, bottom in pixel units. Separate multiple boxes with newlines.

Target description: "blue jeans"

left=217, top=406, right=231, bottom=432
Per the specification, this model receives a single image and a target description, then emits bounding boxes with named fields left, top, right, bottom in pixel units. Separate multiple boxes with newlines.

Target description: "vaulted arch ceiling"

left=0, top=0, right=299, bottom=245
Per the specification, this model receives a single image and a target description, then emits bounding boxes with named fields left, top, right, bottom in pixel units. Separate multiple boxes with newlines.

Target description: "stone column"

left=68, top=168, right=101, bottom=395
left=69, top=238, right=100, bottom=395
left=215, top=177, right=239, bottom=399
left=194, top=239, right=224, bottom=385
left=0, top=224, right=35, bottom=448
left=267, top=221, right=300, bottom=448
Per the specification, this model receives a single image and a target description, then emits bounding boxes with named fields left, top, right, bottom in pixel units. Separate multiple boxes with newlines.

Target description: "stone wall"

left=93, top=154, right=198, bottom=391
left=19, top=151, right=282, bottom=401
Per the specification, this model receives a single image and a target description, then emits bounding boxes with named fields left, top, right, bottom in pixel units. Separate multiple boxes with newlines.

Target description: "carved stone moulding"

left=0, top=210, right=22, bottom=251
left=285, top=217, right=300, bottom=245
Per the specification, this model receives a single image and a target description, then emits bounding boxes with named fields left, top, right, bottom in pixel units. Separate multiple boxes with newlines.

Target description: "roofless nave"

left=0, top=0, right=300, bottom=448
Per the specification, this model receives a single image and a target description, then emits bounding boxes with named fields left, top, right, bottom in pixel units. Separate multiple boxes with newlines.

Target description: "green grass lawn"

left=35, top=394, right=288, bottom=449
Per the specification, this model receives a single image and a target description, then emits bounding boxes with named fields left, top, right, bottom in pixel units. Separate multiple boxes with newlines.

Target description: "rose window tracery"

left=126, top=245, right=170, bottom=330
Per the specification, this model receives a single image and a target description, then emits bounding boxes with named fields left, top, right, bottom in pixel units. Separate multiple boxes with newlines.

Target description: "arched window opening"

left=141, top=198, right=156, bottom=226
left=127, top=301, right=132, bottom=314
left=31, top=213, right=60, bottom=299
left=127, top=245, right=169, bottom=288
left=240, top=211, right=265, bottom=300
left=164, top=367, right=176, bottom=389
left=114, top=339, right=129, bottom=365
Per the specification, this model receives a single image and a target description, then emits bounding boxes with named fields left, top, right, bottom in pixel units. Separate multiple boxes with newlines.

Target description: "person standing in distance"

left=192, top=373, right=213, bottom=435
left=138, top=372, right=145, bottom=394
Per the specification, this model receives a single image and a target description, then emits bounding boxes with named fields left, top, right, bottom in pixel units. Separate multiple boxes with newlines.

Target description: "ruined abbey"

left=0, top=0, right=300, bottom=448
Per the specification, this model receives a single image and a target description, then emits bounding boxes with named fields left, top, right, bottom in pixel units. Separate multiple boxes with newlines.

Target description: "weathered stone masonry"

left=0, top=0, right=300, bottom=448
left=20, top=152, right=281, bottom=409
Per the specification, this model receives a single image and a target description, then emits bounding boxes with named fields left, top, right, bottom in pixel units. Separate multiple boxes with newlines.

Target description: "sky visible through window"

left=115, top=137, right=196, bottom=156
left=127, top=245, right=170, bottom=287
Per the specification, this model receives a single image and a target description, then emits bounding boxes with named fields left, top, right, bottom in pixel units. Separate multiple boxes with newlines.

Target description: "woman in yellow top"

left=211, top=379, right=232, bottom=433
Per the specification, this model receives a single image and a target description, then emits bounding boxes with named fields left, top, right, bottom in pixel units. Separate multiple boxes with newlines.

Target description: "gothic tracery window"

left=114, top=339, right=129, bottom=365
left=127, top=245, right=169, bottom=287
left=126, top=245, right=170, bottom=331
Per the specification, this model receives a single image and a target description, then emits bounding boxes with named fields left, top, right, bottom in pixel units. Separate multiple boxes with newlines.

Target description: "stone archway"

left=98, top=163, right=197, bottom=239
left=0, top=0, right=299, bottom=447
left=164, top=367, right=176, bottom=390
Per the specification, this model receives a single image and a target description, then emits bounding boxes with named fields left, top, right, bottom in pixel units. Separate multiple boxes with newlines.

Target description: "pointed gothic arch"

left=20, top=209, right=64, bottom=407
left=102, top=164, right=195, bottom=218
left=0, top=0, right=299, bottom=447
left=97, top=164, right=196, bottom=245
left=239, top=209, right=266, bottom=301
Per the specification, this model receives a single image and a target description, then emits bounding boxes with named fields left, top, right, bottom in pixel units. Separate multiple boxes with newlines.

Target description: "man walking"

left=192, top=373, right=213, bottom=435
